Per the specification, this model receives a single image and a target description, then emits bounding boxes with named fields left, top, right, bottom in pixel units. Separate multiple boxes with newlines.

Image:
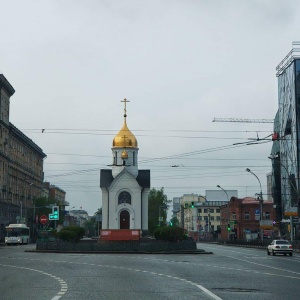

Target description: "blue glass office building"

left=275, top=43, right=300, bottom=226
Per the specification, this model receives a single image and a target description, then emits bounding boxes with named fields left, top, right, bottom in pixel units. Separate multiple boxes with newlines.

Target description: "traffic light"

left=227, top=223, right=231, bottom=231
left=191, top=201, right=195, bottom=208
left=49, top=206, right=59, bottom=220
left=169, top=220, right=173, bottom=226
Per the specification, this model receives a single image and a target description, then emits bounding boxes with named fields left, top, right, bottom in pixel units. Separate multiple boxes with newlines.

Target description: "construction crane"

left=213, top=117, right=278, bottom=144
left=212, top=118, right=274, bottom=123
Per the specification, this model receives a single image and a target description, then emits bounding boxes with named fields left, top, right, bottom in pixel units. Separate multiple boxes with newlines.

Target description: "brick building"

left=221, top=197, right=276, bottom=240
left=43, top=182, right=68, bottom=209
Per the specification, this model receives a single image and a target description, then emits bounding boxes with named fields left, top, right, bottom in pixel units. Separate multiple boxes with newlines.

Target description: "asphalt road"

left=0, top=243, right=299, bottom=300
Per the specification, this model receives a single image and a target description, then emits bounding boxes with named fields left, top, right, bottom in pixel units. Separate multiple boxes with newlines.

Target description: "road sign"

left=259, top=220, right=273, bottom=229
left=40, top=215, right=48, bottom=224
left=284, top=206, right=298, bottom=217
left=49, top=206, right=59, bottom=220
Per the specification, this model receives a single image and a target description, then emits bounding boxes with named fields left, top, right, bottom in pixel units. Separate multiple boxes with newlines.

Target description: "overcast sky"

left=1, top=1, right=299, bottom=215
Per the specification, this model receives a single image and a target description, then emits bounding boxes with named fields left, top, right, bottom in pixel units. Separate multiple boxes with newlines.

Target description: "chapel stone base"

left=100, top=229, right=140, bottom=241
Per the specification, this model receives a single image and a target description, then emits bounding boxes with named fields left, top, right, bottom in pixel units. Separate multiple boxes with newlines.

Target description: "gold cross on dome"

left=121, top=98, right=130, bottom=117
left=122, top=134, right=128, bottom=147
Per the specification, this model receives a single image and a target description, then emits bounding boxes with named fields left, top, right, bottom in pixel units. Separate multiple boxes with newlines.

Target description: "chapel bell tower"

left=112, top=98, right=139, bottom=178
left=99, top=99, right=150, bottom=235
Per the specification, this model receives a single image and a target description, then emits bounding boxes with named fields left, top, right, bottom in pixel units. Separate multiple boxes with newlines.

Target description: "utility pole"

left=246, top=168, right=264, bottom=243
left=217, top=185, right=230, bottom=239
left=181, top=205, right=184, bottom=228
left=159, top=204, right=168, bottom=226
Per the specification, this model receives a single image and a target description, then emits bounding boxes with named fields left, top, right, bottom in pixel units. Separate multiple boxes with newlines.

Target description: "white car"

left=267, top=239, right=293, bottom=256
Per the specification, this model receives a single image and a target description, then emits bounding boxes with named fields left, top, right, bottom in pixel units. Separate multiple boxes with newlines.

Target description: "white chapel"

left=100, top=99, right=150, bottom=235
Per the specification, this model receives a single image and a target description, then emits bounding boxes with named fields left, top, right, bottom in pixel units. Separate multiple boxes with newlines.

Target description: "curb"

left=25, top=249, right=213, bottom=255
left=213, top=243, right=300, bottom=253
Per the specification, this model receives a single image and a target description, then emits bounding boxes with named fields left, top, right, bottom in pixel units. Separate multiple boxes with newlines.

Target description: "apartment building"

left=0, top=74, right=46, bottom=237
left=173, top=193, right=228, bottom=238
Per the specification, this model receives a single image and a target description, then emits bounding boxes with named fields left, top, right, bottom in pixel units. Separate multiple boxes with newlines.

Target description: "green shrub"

left=58, top=226, right=85, bottom=242
left=154, top=226, right=185, bottom=242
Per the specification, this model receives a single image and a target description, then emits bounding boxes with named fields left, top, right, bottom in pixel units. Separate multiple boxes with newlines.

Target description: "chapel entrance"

left=120, top=210, right=130, bottom=229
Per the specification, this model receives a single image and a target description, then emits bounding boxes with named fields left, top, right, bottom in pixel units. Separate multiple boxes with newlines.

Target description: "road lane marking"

left=99, top=263, right=223, bottom=299
left=226, top=255, right=300, bottom=277
left=195, top=284, right=223, bottom=300
left=122, top=255, right=300, bottom=280
left=0, top=262, right=68, bottom=300
left=0, top=256, right=223, bottom=300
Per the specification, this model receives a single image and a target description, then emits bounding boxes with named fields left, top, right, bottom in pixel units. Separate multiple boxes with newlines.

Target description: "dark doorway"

left=120, top=210, right=130, bottom=229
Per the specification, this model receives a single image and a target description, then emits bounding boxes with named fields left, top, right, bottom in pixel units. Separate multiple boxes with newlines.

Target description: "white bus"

left=5, top=224, right=30, bottom=245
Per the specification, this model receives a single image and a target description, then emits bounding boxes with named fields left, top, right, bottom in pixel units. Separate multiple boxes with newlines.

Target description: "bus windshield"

left=6, top=228, right=29, bottom=237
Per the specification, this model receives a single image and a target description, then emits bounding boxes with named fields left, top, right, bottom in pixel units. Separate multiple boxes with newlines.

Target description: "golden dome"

left=113, top=120, right=138, bottom=148
left=121, top=149, right=128, bottom=159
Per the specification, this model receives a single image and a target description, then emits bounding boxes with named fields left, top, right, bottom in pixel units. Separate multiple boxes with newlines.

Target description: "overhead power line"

left=213, top=118, right=274, bottom=123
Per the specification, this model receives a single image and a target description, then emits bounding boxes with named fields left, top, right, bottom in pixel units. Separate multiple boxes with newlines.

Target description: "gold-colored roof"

left=121, top=149, right=129, bottom=159
left=113, top=120, right=138, bottom=148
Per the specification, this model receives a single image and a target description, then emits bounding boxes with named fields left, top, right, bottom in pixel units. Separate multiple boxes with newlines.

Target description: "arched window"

left=114, top=151, right=117, bottom=165
left=118, top=191, right=131, bottom=205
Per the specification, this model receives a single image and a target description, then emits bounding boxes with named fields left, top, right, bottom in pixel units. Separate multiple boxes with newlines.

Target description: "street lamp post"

left=180, top=204, right=184, bottom=228
left=159, top=204, right=168, bottom=226
left=20, top=200, right=23, bottom=224
left=246, top=168, right=264, bottom=243
left=217, top=185, right=230, bottom=239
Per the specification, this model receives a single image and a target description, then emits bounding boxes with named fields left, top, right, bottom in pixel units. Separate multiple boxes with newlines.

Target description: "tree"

left=94, top=207, right=102, bottom=216
left=84, top=219, right=97, bottom=237
left=169, top=216, right=179, bottom=227
left=148, top=188, right=170, bottom=235
left=58, top=226, right=85, bottom=242
left=93, top=207, right=102, bottom=234
left=26, top=196, right=57, bottom=226
left=153, top=226, right=185, bottom=242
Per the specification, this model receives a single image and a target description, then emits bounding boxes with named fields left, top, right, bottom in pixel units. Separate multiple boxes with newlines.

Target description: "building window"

left=216, top=209, right=220, bottom=213
left=232, top=212, right=236, bottom=220
left=118, top=191, right=131, bottom=205
left=114, top=151, right=117, bottom=165
left=245, top=212, right=250, bottom=220
left=197, top=216, right=202, bottom=221
left=133, top=151, right=136, bottom=166
left=198, top=209, right=202, bottom=213
left=210, top=216, right=215, bottom=221
left=210, top=209, right=214, bottom=213
left=265, top=212, right=270, bottom=219
left=204, top=208, right=208, bottom=213
left=216, top=216, right=220, bottom=221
